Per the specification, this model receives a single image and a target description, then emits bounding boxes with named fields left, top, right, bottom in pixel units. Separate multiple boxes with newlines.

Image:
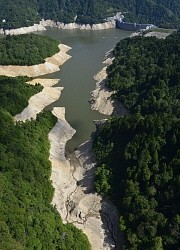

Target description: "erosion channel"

left=37, top=27, right=131, bottom=249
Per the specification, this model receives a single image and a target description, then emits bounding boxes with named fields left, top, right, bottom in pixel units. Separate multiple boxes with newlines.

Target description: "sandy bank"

left=0, top=44, right=71, bottom=77
left=72, top=140, right=122, bottom=249
left=14, top=79, right=62, bottom=122
left=90, top=50, right=128, bottom=116
left=26, top=78, right=61, bottom=87
left=144, top=31, right=171, bottom=39
left=49, top=107, right=77, bottom=220
left=49, top=110, right=122, bottom=249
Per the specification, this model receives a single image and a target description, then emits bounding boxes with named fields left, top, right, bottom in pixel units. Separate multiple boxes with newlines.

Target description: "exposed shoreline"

left=41, top=19, right=116, bottom=30
left=90, top=49, right=128, bottom=116
left=12, top=58, right=121, bottom=248
left=0, top=12, right=124, bottom=35
left=49, top=109, right=122, bottom=249
left=144, top=31, right=171, bottom=39
left=9, top=33, right=124, bottom=248
left=0, top=19, right=117, bottom=36
left=14, top=79, right=62, bottom=122
left=0, top=44, right=71, bottom=77
left=0, top=23, right=46, bottom=35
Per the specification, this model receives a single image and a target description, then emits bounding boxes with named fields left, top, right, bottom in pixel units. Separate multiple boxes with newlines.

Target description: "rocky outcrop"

left=0, top=44, right=71, bottom=77
left=0, top=23, right=45, bottom=35
left=0, top=11, right=124, bottom=35
left=0, top=21, right=115, bottom=36
left=40, top=19, right=116, bottom=30
left=49, top=107, right=77, bottom=220
left=14, top=80, right=123, bottom=249
left=90, top=50, right=128, bottom=116
left=0, top=18, right=116, bottom=36
left=72, top=141, right=122, bottom=249
left=14, top=79, right=62, bottom=122
left=49, top=123, right=122, bottom=250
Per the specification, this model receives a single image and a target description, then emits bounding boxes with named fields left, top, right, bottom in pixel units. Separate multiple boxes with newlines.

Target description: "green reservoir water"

left=38, top=28, right=131, bottom=150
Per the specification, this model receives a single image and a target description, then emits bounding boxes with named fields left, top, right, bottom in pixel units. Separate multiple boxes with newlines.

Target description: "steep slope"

left=93, top=31, right=180, bottom=249
left=0, top=76, right=91, bottom=249
left=0, top=0, right=179, bottom=29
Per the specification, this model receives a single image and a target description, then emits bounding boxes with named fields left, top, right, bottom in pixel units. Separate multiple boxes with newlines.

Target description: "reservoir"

left=39, top=27, right=131, bottom=150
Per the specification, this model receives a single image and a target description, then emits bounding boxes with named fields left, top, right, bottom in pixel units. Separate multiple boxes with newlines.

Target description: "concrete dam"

left=116, top=20, right=154, bottom=31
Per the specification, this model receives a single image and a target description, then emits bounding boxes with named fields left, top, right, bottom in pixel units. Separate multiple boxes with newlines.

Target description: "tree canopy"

left=106, top=31, right=180, bottom=117
left=0, top=0, right=180, bottom=29
left=93, top=31, right=180, bottom=249
left=0, top=76, right=91, bottom=249
left=0, top=34, right=59, bottom=66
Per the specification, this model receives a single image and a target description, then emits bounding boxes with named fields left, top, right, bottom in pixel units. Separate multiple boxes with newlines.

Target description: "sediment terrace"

left=0, top=44, right=71, bottom=77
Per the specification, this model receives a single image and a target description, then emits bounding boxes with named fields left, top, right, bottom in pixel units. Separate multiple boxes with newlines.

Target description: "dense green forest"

left=93, top=31, right=180, bottom=249
left=0, top=76, right=42, bottom=115
left=0, top=76, right=91, bottom=249
left=0, top=0, right=180, bottom=29
left=106, top=32, right=180, bottom=116
left=0, top=34, right=59, bottom=66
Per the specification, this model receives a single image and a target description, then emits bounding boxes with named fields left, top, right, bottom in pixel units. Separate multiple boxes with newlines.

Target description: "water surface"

left=38, top=28, right=131, bottom=150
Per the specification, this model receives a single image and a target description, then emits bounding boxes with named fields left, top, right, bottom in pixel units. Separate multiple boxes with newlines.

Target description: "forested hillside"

left=0, top=34, right=59, bottom=66
left=106, top=32, right=180, bottom=116
left=0, top=76, right=91, bottom=249
left=0, top=0, right=179, bottom=29
left=93, top=31, right=180, bottom=249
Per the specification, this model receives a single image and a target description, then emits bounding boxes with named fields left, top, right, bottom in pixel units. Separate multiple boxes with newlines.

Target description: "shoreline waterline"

left=39, top=28, right=132, bottom=150
left=6, top=28, right=133, bottom=249
left=0, top=19, right=116, bottom=36
left=0, top=44, right=71, bottom=77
